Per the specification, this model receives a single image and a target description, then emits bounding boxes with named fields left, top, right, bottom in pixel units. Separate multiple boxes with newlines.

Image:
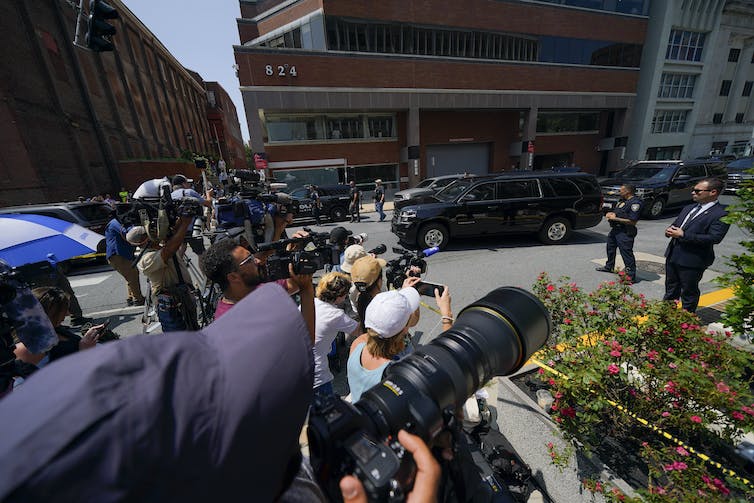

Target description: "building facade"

left=626, top=0, right=754, bottom=161
left=0, top=0, right=214, bottom=205
left=234, top=0, right=650, bottom=191
left=206, top=82, right=248, bottom=170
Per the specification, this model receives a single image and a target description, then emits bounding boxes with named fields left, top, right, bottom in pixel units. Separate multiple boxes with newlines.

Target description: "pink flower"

left=661, top=411, right=670, bottom=417
left=546, top=284, right=555, bottom=292
left=647, top=350, right=658, bottom=361
left=676, top=446, right=689, bottom=456
left=716, top=382, right=730, bottom=393
left=547, top=442, right=554, bottom=449
left=667, top=347, right=675, bottom=353
left=650, top=486, right=667, bottom=495
left=681, top=323, right=689, bottom=329
left=690, top=415, right=702, bottom=424
left=617, top=327, right=626, bottom=333
left=537, top=368, right=545, bottom=375
left=713, top=479, right=730, bottom=495
left=610, top=350, right=622, bottom=358
left=668, top=363, right=677, bottom=369
left=564, top=318, right=572, bottom=325
left=664, top=461, right=688, bottom=471
left=732, top=411, right=745, bottom=421
left=607, top=364, right=620, bottom=375
left=741, top=405, right=754, bottom=416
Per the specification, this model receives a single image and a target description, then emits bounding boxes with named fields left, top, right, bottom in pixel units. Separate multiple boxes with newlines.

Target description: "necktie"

left=681, top=204, right=702, bottom=229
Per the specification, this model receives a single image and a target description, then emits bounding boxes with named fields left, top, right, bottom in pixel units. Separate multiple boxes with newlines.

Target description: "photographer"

left=171, top=174, right=214, bottom=258
left=200, top=238, right=315, bottom=342
left=127, top=216, right=199, bottom=332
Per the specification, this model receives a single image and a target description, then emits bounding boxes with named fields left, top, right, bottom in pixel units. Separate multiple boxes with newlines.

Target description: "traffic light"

left=86, top=0, right=119, bottom=52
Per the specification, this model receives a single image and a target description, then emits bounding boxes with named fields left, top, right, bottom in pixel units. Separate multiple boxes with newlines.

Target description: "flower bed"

left=530, top=272, right=754, bottom=502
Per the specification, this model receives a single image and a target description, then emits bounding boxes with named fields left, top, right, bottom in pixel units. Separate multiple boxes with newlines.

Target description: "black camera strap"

left=172, top=255, right=187, bottom=286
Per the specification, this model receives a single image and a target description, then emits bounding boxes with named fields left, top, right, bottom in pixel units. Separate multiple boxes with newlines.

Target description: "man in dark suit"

left=663, top=178, right=730, bottom=312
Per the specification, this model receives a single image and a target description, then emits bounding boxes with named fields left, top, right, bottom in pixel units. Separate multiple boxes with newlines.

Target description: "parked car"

left=393, top=174, right=466, bottom=209
left=600, top=160, right=726, bottom=218
left=287, top=184, right=352, bottom=222
left=724, top=157, right=754, bottom=193
left=391, top=172, right=604, bottom=249
left=0, top=201, right=112, bottom=268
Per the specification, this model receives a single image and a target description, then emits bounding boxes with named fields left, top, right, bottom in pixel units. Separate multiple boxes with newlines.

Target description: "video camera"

left=385, top=246, right=440, bottom=290
left=257, top=228, right=338, bottom=281
left=125, top=182, right=204, bottom=242
left=214, top=170, right=297, bottom=249
left=308, top=287, right=550, bottom=502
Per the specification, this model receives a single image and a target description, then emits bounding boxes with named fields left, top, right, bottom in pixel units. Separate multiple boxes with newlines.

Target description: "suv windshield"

left=72, top=204, right=112, bottom=222
left=435, top=179, right=476, bottom=201
left=618, top=164, right=676, bottom=182
left=726, top=158, right=754, bottom=171
left=416, top=179, right=435, bottom=188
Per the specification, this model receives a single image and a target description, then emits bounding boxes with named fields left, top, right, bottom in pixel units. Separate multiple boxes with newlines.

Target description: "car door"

left=668, top=165, right=704, bottom=206
left=494, top=179, right=543, bottom=232
left=289, top=187, right=313, bottom=218
left=451, top=182, right=498, bottom=237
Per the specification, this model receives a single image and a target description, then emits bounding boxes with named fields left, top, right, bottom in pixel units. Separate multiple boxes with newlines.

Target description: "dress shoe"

left=595, top=266, right=614, bottom=273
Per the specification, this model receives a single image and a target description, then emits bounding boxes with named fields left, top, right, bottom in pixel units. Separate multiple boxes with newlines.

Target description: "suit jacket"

left=665, top=202, right=730, bottom=269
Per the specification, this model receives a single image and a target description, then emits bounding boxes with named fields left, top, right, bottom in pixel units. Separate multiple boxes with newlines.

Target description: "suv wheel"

left=646, top=197, right=666, bottom=219
left=538, top=217, right=571, bottom=245
left=329, top=206, right=347, bottom=222
left=418, top=223, right=449, bottom=250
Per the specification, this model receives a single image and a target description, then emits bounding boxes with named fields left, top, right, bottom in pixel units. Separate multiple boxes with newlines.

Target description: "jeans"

left=156, top=291, right=197, bottom=332
left=313, top=381, right=334, bottom=400
left=375, top=201, right=385, bottom=221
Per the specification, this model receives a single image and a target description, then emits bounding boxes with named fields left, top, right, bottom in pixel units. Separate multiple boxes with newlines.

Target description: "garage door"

left=426, top=143, right=490, bottom=177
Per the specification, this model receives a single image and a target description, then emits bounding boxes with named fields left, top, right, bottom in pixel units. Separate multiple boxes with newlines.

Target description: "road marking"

left=69, top=273, right=112, bottom=288
left=698, top=288, right=734, bottom=308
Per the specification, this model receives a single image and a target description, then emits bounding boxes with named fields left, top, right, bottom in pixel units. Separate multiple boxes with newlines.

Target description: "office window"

left=536, top=112, right=600, bottom=133
left=666, top=29, right=705, bottom=62
left=326, top=116, right=364, bottom=139
left=732, top=140, right=749, bottom=156
left=266, top=115, right=323, bottom=142
left=646, top=146, right=683, bottom=160
left=720, top=80, right=732, bottom=96
left=743, top=81, right=753, bottom=97
left=657, top=73, right=696, bottom=98
left=735, top=113, right=745, bottom=124
left=651, top=110, right=689, bottom=133
left=728, top=48, right=740, bottom=62
left=713, top=113, right=723, bottom=124
left=367, top=116, right=394, bottom=138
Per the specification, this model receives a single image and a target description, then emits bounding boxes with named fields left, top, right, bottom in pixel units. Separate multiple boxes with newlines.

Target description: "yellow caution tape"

left=530, top=358, right=753, bottom=490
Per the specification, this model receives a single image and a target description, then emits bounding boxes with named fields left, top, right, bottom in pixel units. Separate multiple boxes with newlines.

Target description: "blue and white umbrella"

left=0, top=214, right=105, bottom=267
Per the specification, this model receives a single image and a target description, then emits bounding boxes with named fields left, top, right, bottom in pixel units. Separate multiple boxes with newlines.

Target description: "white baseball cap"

left=341, top=245, right=368, bottom=273
left=365, top=288, right=420, bottom=339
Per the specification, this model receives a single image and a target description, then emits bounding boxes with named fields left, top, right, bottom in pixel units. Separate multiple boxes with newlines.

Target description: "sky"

left=122, top=0, right=250, bottom=142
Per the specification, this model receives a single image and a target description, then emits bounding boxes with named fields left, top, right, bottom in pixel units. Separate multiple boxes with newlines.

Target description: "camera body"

left=258, top=229, right=339, bottom=281
left=385, top=247, right=435, bottom=290
left=308, top=287, right=551, bottom=503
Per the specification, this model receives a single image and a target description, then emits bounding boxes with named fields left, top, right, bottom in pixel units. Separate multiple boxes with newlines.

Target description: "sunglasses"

left=691, top=189, right=712, bottom=193
left=238, top=255, right=256, bottom=267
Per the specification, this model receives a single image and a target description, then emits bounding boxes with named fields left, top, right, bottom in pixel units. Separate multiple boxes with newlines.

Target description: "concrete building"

left=0, top=0, right=215, bottom=205
left=234, top=0, right=650, bottom=191
left=626, top=0, right=754, bottom=162
left=206, top=82, right=248, bottom=170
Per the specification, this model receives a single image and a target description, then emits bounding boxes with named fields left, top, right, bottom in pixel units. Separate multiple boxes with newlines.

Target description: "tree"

left=717, top=172, right=754, bottom=340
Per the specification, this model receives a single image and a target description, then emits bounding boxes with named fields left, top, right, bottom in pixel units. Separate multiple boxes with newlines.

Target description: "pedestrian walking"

left=349, top=180, right=360, bottom=223
left=373, top=179, right=386, bottom=222
left=595, top=184, right=642, bottom=283
left=219, top=169, right=229, bottom=189
left=105, top=217, right=145, bottom=307
left=663, top=178, right=730, bottom=312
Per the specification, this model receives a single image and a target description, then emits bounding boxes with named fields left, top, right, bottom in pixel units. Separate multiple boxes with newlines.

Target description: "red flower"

left=546, top=284, right=555, bottom=292
left=607, top=364, right=620, bottom=375
left=560, top=406, right=576, bottom=418
left=563, top=318, right=572, bottom=325
left=716, top=381, right=730, bottom=393
left=732, top=411, right=745, bottom=421
left=690, top=415, right=702, bottom=423
left=610, top=350, right=622, bottom=358
left=537, top=368, right=545, bottom=375
left=646, top=350, right=659, bottom=361
left=617, top=327, right=627, bottom=333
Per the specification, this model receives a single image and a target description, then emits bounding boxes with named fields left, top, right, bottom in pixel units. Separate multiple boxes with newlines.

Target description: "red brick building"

left=0, top=0, right=218, bottom=205
left=206, top=82, right=248, bottom=170
left=234, top=0, right=649, bottom=192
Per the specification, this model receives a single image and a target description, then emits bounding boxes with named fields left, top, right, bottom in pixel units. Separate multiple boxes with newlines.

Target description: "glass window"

left=465, top=183, right=496, bottom=201
left=720, top=80, right=732, bottom=96
left=273, top=167, right=341, bottom=192
left=544, top=178, right=580, bottom=196
left=657, top=73, right=697, bottom=99
left=735, top=113, right=745, bottom=124
left=713, top=113, right=723, bottom=124
left=498, top=180, right=540, bottom=199
left=651, top=110, right=689, bottom=134
left=348, top=164, right=399, bottom=190
left=327, top=116, right=364, bottom=139
left=266, top=116, right=323, bottom=142
left=367, top=116, right=394, bottom=138
left=537, top=112, right=600, bottom=133
left=743, top=82, right=753, bottom=97
left=728, top=48, right=740, bottom=62
left=666, top=29, right=705, bottom=62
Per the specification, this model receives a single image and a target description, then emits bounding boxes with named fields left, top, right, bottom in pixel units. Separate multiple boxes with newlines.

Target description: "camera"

left=257, top=229, right=339, bottom=281
left=385, top=246, right=439, bottom=290
left=346, top=233, right=368, bottom=247
left=308, top=286, right=550, bottom=502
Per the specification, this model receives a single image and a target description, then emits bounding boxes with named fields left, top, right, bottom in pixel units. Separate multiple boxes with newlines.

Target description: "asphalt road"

left=67, top=195, right=748, bottom=343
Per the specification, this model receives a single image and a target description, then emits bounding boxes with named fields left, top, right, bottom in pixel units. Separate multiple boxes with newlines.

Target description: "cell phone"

left=414, top=281, right=445, bottom=298
left=99, top=319, right=112, bottom=331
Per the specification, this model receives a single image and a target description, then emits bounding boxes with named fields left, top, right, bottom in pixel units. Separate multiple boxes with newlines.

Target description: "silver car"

left=724, top=157, right=754, bottom=193
left=393, top=174, right=465, bottom=208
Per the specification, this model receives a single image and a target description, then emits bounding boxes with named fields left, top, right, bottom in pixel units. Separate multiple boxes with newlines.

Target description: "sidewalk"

left=357, top=201, right=394, bottom=214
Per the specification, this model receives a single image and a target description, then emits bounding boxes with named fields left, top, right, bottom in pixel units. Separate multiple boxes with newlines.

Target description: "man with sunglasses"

left=663, top=178, right=730, bottom=312
left=201, top=237, right=315, bottom=341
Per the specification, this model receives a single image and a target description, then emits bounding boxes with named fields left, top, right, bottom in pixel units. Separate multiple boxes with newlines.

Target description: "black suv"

left=600, top=160, right=726, bottom=218
left=288, top=184, right=352, bottom=222
left=392, top=172, right=603, bottom=249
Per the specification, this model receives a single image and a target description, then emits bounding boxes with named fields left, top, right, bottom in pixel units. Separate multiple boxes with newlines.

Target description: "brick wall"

left=117, top=160, right=203, bottom=193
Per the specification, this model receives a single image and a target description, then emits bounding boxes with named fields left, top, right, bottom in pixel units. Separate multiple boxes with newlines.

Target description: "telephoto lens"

left=308, top=286, right=550, bottom=502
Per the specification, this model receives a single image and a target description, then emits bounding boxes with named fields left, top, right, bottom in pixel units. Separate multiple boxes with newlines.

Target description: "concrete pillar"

left=407, top=107, right=421, bottom=186
left=518, top=107, right=537, bottom=170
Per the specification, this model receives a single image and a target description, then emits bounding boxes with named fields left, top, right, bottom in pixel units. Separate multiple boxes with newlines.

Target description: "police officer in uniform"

left=596, top=184, right=642, bottom=283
